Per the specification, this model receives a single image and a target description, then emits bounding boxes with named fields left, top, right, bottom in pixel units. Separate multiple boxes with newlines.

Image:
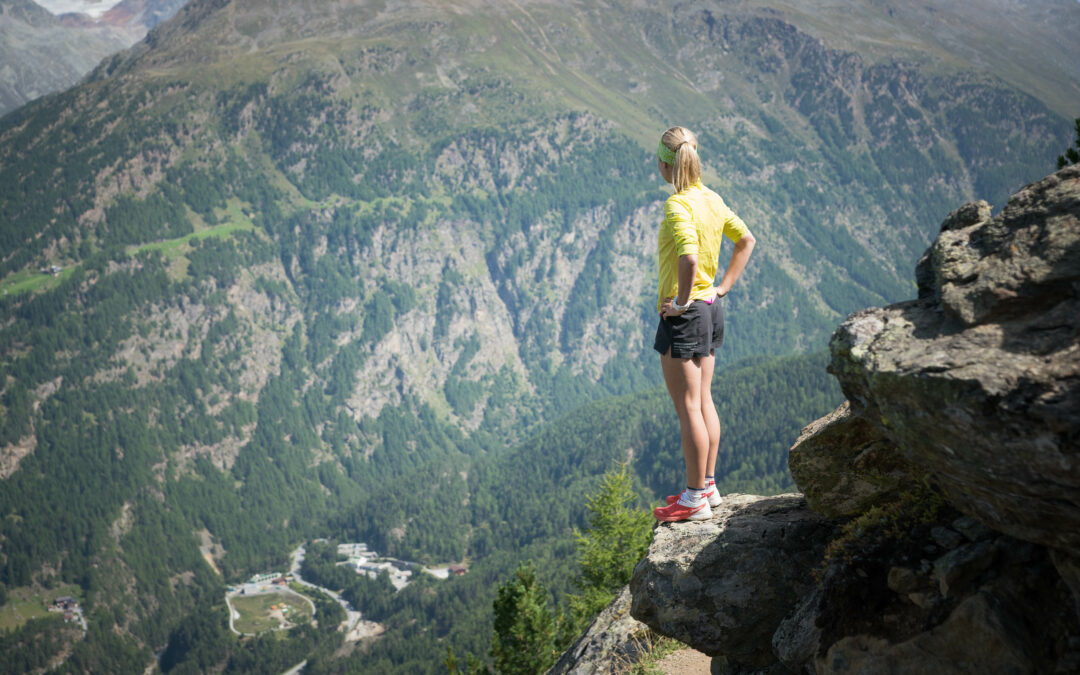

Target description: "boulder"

left=931, top=539, right=996, bottom=599
left=914, top=199, right=993, bottom=301
left=816, top=591, right=1033, bottom=674
left=547, top=586, right=648, bottom=675
left=771, top=586, right=823, bottom=674
left=805, top=526, right=1079, bottom=674
left=829, top=165, right=1080, bottom=556
left=629, top=494, right=837, bottom=669
left=1051, top=549, right=1080, bottom=621
left=788, top=400, right=916, bottom=517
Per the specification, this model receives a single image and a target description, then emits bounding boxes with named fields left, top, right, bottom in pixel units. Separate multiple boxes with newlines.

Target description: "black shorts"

left=652, top=299, right=725, bottom=359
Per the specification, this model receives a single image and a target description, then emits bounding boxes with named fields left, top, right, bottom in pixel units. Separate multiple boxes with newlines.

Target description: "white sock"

left=679, top=487, right=706, bottom=507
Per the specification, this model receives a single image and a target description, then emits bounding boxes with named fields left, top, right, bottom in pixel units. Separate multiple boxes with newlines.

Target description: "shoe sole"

left=654, top=504, right=713, bottom=522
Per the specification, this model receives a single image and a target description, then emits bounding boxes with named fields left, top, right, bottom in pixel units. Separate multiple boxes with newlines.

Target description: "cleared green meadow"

left=0, top=200, right=260, bottom=294
left=0, top=584, right=82, bottom=632
left=0, top=267, right=76, bottom=297
left=231, top=591, right=313, bottom=635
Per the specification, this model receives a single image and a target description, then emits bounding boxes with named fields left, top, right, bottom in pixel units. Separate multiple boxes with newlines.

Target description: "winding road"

left=230, top=544, right=381, bottom=674
left=289, top=545, right=365, bottom=634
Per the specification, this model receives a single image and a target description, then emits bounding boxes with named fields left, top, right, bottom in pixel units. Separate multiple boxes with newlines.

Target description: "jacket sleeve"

left=664, top=197, right=698, bottom=256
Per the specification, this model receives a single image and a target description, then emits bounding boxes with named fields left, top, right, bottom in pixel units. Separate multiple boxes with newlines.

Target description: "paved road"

left=289, top=545, right=363, bottom=633
left=282, top=660, right=307, bottom=675
left=278, top=545, right=366, bottom=675
left=72, top=607, right=87, bottom=634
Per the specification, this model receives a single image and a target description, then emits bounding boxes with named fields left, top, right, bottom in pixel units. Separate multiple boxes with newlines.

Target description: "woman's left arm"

left=715, top=232, right=756, bottom=298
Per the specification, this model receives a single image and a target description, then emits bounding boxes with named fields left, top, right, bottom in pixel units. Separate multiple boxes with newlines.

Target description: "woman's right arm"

left=715, top=232, right=756, bottom=298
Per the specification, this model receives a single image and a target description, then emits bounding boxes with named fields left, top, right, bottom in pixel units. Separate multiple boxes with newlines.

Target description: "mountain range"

left=0, top=0, right=1077, bottom=671
left=0, top=0, right=185, bottom=115
left=56, top=0, right=188, bottom=39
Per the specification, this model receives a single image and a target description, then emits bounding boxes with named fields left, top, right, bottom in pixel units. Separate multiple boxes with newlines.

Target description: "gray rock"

left=915, top=200, right=992, bottom=299
left=929, top=526, right=964, bottom=550
left=788, top=401, right=916, bottom=517
left=816, top=591, right=1033, bottom=674
left=548, top=586, right=647, bottom=675
left=885, top=566, right=921, bottom=595
left=1051, top=548, right=1080, bottom=621
left=940, top=200, right=995, bottom=234
left=630, top=494, right=837, bottom=668
left=906, top=590, right=940, bottom=610
left=830, top=165, right=1080, bottom=556
left=933, top=540, right=997, bottom=598
left=950, top=515, right=994, bottom=542
left=934, top=175, right=1079, bottom=326
left=810, top=534, right=1078, bottom=673
left=771, top=586, right=823, bottom=674
left=632, top=168, right=1080, bottom=675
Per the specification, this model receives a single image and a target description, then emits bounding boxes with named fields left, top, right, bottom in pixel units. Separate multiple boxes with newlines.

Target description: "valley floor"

left=224, top=542, right=464, bottom=640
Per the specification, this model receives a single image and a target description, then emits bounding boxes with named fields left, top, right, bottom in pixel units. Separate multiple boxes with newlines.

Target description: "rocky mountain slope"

left=57, top=0, right=188, bottom=40
left=0, top=0, right=187, bottom=116
left=0, top=0, right=1077, bottom=670
left=0, top=0, right=129, bottom=114
left=615, top=165, right=1080, bottom=673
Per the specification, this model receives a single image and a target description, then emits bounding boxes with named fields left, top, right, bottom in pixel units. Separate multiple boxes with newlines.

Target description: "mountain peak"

left=1, top=0, right=59, bottom=26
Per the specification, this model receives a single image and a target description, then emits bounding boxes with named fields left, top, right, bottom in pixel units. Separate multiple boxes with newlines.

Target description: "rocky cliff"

left=600, top=166, right=1079, bottom=674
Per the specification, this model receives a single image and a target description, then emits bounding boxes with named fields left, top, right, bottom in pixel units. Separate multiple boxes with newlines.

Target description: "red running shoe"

left=653, top=499, right=712, bottom=522
left=665, top=488, right=723, bottom=508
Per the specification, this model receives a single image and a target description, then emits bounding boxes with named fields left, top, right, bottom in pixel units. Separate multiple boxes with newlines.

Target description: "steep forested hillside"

left=0, top=0, right=1075, bottom=671
left=158, top=352, right=843, bottom=674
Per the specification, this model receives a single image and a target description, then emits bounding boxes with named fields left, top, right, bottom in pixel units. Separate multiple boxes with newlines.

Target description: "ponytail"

left=659, top=127, right=701, bottom=193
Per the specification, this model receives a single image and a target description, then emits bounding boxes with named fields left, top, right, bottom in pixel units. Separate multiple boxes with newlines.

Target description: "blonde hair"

left=660, top=127, right=701, bottom=193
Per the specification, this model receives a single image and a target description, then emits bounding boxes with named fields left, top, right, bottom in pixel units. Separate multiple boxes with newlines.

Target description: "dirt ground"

left=655, top=647, right=711, bottom=674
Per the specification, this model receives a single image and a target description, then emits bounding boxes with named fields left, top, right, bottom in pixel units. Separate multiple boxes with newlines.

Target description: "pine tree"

left=1057, top=117, right=1080, bottom=169
left=445, top=647, right=491, bottom=675
left=565, top=464, right=653, bottom=634
left=490, top=562, right=559, bottom=675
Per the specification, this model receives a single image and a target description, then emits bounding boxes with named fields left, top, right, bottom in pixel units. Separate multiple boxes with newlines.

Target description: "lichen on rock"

left=788, top=400, right=915, bottom=517
left=629, top=494, right=838, bottom=669
left=829, top=164, right=1080, bottom=556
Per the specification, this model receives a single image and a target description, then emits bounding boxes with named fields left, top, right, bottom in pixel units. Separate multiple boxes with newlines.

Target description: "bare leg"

left=661, top=352, right=709, bottom=490
left=699, top=352, right=721, bottom=478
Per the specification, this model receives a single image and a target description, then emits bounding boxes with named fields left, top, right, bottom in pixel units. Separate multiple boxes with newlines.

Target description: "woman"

left=651, top=126, right=756, bottom=523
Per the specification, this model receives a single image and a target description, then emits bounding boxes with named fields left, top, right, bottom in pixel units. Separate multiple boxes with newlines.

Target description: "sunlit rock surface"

left=628, top=167, right=1080, bottom=673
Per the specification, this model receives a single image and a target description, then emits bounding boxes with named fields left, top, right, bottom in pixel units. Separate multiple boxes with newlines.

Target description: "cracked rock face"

left=818, top=591, right=1034, bottom=674
left=548, top=587, right=648, bottom=675
left=812, top=532, right=1080, bottom=675
left=788, top=400, right=916, bottom=517
left=829, top=165, right=1080, bottom=556
left=629, top=494, right=837, bottom=667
